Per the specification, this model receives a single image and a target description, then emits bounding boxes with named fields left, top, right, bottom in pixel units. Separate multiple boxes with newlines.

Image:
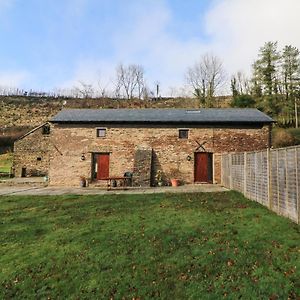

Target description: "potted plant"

left=155, top=170, right=163, bottom=187
left=79, top=176, right=86, bottom=187
left=169, top=167, right=181, bottom=187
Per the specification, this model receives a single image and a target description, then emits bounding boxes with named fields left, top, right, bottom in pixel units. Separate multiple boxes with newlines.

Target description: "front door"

left=194, top=152, right=213, bottom=183
left=97, top=154, right=110, bottom=180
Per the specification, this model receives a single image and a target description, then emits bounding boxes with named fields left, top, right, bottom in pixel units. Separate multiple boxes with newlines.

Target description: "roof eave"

left=50, top=120, right=274, bottom=125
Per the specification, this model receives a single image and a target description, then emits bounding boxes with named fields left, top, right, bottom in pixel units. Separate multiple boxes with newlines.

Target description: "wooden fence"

left=221, top=145, right=300, bottom=224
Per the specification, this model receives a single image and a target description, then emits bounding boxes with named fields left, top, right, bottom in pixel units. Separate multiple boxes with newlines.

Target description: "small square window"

left=37, top=157, right=42, bottom=161
left=179, top=129, right=189, bottom=139
left=97, top=128, right=106, bottom=138
left=42, top=125, right=50, bottom=135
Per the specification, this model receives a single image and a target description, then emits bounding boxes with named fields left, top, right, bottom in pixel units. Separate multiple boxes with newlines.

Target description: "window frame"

left=96, top=127, right=107, bottom=138
left=42, top=124, right=50, bottom=135
left=178, top=129, right=189, bottom=139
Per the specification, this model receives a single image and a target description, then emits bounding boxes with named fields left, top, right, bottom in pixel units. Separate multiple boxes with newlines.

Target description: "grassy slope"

left=0, top=153, right=12, bottom=173
left=0, top=192, right=299, bottom=299
left=288, top=128, right=300, bottom=145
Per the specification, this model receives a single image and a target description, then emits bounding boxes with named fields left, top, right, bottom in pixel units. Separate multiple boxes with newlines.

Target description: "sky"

left=0, top=0, right=300, bottom=95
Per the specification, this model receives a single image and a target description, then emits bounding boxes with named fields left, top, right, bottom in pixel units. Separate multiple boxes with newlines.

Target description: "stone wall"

left=133, top=146, right=153, bottom=187
left=13, top=125, right=51, bottom=177
left=49, top=123, right=271, bottom=186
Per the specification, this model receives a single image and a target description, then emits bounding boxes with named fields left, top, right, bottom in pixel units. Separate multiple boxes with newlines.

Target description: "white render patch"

left=186, top=110, right=201, bottom=114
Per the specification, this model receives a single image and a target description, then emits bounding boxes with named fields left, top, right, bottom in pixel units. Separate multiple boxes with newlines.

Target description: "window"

left=96, top=128, right=106, bottom=138
left=37, top=157, right=42, bottom=161
left=42, top=124, right=50, bottom=135
left=179, top=129, right=189, bottom=139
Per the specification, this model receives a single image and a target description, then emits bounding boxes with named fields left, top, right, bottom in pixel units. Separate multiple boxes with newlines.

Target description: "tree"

left=231, top=71, right=250, bottom=97
left=73, top=81, right=94, bottom=98
left=253, top=41, right=280, bottom=96
left=186, top=53, right=226, bottom=107
left=281, top=45, right=300, bottom=127
left=231, top=94, right=256, bottom=108
left=115, top=63, right=146, bottom=100
left=281, top=45, right=300, bottom=99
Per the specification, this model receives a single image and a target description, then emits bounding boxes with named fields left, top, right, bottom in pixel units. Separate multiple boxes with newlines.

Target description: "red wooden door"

left=195, top=153, right=212, bottom=183
left=97, top=154, right=109, bottom=180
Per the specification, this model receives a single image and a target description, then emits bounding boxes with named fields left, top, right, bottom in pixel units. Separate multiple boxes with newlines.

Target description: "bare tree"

left=186, top=53, right=226, bottom=107
left=96, top=72, right=111, bottom=98
left=73, top=81, right=94, bottom=98
left=115, top=63, right=146, bottom=100
left=231, top=71, right=251, bottom=96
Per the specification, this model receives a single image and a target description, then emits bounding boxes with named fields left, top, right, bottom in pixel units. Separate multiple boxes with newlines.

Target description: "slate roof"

left=50, top=108, right=274, bottom=124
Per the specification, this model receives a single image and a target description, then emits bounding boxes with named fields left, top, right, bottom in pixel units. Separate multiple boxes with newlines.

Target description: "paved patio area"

left=0, top=184, right=227, bottom=196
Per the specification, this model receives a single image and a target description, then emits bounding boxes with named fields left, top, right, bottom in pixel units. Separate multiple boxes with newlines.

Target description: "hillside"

left=0, top=95, right=231, bottom=129
left=0, top=95, right=232, bottom=153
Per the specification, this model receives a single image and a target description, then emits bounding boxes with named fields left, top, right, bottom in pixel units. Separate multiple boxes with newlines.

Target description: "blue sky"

left=0, top=0, right=299, bottom=95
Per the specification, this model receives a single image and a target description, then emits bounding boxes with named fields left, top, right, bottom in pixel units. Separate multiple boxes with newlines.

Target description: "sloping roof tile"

left=50, top=108, right=274, bottom=124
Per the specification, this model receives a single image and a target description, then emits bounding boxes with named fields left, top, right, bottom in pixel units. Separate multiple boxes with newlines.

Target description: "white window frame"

left=96, top=127, right=107, bottom=138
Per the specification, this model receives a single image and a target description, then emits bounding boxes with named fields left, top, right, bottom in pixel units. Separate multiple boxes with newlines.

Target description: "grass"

left=0, top=152, right=12, bottom=173
left=288, top=128, right=300, bottom=145
left=0, top=192, right=299, bottom=299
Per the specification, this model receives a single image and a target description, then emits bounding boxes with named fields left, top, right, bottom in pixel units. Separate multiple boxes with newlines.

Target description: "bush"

left=230, top=95, right=256, bottom=108
left=272, top=129, right=296, bottom=148
left=287, top=128, right=300, bottom=145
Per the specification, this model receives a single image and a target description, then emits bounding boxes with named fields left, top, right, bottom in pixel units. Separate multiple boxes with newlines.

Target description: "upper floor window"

left=96, top=128, right=106, bottom=138
left=179, top=129, right=189, bottom=139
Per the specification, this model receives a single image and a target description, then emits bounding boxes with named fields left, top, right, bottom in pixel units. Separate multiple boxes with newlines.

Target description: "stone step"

left=0, top=177, right=47, bottom=187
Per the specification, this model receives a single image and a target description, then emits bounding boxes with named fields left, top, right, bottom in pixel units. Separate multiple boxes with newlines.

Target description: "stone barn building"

left=44, top=108, right=273, bottom=186
left=13, top=123, right=51, bottom=177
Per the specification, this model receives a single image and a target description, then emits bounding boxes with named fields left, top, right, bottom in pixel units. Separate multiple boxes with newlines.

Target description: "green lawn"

left=0, top=153, right=12, bottom=173
left=0, top=192, right=299, bottom=299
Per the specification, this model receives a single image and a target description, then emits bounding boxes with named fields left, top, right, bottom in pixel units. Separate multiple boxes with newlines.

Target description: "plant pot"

left=170, top=178, right=179, bottom=187
left=79, top=179, right=86, bottom=188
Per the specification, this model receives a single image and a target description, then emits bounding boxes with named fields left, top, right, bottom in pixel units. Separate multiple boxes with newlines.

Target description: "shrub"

left=230, top=94, right=256, bottom=108
left=287, top=128, right=300, bottom=145
left=272, top=128, right=295, bottom=148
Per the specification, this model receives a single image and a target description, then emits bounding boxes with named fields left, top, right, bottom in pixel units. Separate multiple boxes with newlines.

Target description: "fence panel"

left=221, top=145, right=300, bottom=224
left=270, top=151, right=279, bottom=213
left=245, top=152, right=256, bottom=201
left=231, top=153, right=244, bottom=193
left=221, top=154, right=230, bottom=188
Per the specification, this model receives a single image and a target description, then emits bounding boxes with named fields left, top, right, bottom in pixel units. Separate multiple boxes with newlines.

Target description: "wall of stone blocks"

left=13, top=126, right=51, bottom=177
left=48, top=123, right=270, bottom=186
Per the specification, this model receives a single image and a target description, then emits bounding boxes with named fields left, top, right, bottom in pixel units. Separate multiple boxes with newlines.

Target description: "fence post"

left=296, top=147, right=299, bottom=224
left=254, top=152, right=257, bottom=202
left=285, top=148, right=289, bottom=217
left=244, top=152, right=247, bottom=197
left=221, top=155, right=223, bottom=186
left=276, top=150, right=280, bottom=214
left=229, top=153, right=233, bottom=190
left=267, top=148, right=272, bottom=209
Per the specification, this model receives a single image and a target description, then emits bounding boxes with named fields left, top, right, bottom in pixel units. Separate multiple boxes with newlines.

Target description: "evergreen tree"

left=281, top=45, right=300, bottom=100
left=253, top=41, right=280, bottom=96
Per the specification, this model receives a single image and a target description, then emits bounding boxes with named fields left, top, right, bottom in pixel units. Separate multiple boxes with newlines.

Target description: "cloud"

left=63, top=1, right=208, bottom=95
left=205, top=0, right=300, bottom=75
left=0, top=70, right=32, bottom=88
left=59, top=59, right=116, bottom=96
left=58, top=0, right=300, bottom=95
